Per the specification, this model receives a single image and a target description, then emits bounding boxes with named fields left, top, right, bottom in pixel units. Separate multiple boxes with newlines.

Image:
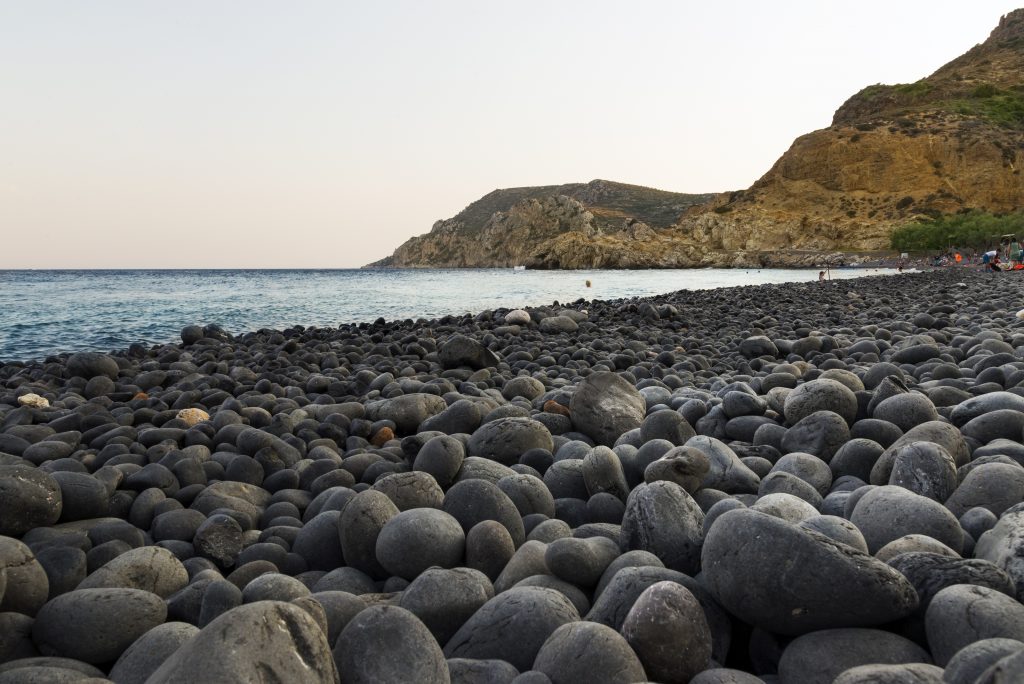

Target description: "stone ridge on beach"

left=1, top=269, right=1024, bottom=682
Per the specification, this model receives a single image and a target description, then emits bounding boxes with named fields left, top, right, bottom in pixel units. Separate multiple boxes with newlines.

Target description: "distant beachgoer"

left=818, top=271, right=825, bottom=282
left=985, top=250, right=1001, bottom=272
left=955, top=252, right=962, bottom=265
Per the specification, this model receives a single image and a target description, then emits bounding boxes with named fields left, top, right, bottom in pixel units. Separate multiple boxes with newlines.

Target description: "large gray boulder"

left=148, top=601, right=338, bottom=683
left=570, top=372, right=646, bottom=447
left=701, top=509, right=919, bottom=635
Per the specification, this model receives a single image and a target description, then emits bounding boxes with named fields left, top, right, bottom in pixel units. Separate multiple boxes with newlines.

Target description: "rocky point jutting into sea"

left=2, top=268, right=1024, bottom=682
left=370, top=10, right=1024, bottom=270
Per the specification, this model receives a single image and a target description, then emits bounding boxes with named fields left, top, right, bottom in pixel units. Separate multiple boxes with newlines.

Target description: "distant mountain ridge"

left=366, top=180, right=713, bottom=268
left=370, top=10, right=1024, bottom=269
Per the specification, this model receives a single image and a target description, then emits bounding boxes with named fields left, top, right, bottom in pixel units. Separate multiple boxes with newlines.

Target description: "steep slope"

left=365, top=180, right=712, bottom=268
left=675, top=9, right=1024, bottom=254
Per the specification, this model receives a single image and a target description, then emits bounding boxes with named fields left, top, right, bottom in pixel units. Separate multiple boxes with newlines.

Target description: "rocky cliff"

left=365, top=181, right=712, bottom=268
left=371, top=10, right=1024, bottom=269
left=674, top=9, right=1024, bottom=255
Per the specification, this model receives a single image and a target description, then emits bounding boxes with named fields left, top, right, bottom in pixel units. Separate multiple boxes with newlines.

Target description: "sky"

left=1, top=1, right=1021, bottom=268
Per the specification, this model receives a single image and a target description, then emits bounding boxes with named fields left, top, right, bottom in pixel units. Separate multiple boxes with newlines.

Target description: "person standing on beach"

left=818, top=271, right=825, bottom=282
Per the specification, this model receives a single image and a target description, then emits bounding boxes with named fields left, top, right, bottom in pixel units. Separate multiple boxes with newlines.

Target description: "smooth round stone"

left=66, top=352, right=119, bottom=380
left=871, top=393, right=939, bottom=432
left=332, top=605, right=446, bottom=684
left=0, top=466, right=63, bottom=536
left=0, top=612, right=39, bottom=662
left=498, top=474, right=556, bottom=518
left=740, top=335, right=779, bottom=359
left=493, top=541, right=549, bottom=594
left=701, top=509, right=918, bottom=635
left=780, top=411, right=850, bottom=461
left=585, top=565, right=731, bottom=665
left=443, top=587, right=580, bottom=672
left=108, top=622, right=200, bottom=684
left=950, top=391, right=1024, bottom=426
left=569, top=371, right=646, bottom=447
left=875, top=535, right=960, bottom=562
left=771, top=453, right=832, bottom=495
left=871, top=421, right=970, bottom=484
left=831, top=663, right=944, bottom=683
left=961, top=507, right=1000, bottom=541
left=783, top=379, right=857, bottom=426
left=242, top=573, right=311, bottom=603
left=151, top=509, right=205, bottom=542
left=375, top=508, right=466, bottom=580
left=778, top=628, right=932, bottom=684
left=456, top=457, right=516, bottom=486
left=78, top=545, right=188, bottom=598
left=887, top=441, right=957, bottom=501
left=639, top=410, right=696, bottom=446
left=849, top=485, right=963, bottom=555
left=0, top=538, right=49, bottom=617
left=962, top=409, right=1024, bottom=440
left=313, top=567, right=377, bottom=595
left=849, top=420, right=903, bottom=449
left=0, top=658, right=107, bottom=681
left=503, top=376, right=546, bottom=401
left=199, top=579, right=243, bottom=627
left=621, top=581, right=711, bottom=684
left=690, top=669, right=765, bottom=684
left=926, top=584, right=1024, bottom=665
left=148, top=601, right=338, bottom=683
left=35, top=546, right=87, bottom=598
left=946, top=464, right=1024, bottom=519
left=798, top=515, right=868, bottom=553
left=447, top=658, right=520, bottom=683
left=439, top=334, right=499, bottom=370
left=750, top=493, right=818, bottom=523
left=942, top=638, right=1024, bottom=684
left=398, top=567, right=494, bottom=645
left=338, top=489, right=398, bottom=579
left=413, top=435, right=466, bottom=489
left=290, top=511, right=344, bottom=572
left=367, top=393, right=446, bottom=434
left=544, top=536, right=620, bottom=588
left=582, top=446, right=630, bottom=502
left=758, top=470, right=822, bottom=508
left=466, top=520, right=516, bottom=582
left=468, top=418, right=554, bottom=467
left=32, top=588, right=167, bottom=664
left=51, top=472, right=109, bottom=522
left=533, top=621, right=646, bottom=684
left=620, top=480, right=704, bottom=575
left=443, top=479, right=525, bottom=547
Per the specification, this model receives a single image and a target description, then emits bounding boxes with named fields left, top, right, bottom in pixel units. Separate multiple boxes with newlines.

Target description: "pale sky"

left=1, top=1, right=1020, bottom=268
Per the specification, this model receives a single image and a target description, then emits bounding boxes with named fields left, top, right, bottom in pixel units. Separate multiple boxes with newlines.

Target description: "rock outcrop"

left=677, top=9, right=1024, bottom=253
left=366, top=180, right=712, bottom=268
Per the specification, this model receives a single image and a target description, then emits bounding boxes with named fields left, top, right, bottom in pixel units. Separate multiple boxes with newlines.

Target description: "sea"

left=0, top=268, right=898, bottom=362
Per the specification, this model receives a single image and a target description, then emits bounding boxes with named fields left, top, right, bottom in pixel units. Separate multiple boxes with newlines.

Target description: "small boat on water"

left=513, top=265, right=526, bottom=271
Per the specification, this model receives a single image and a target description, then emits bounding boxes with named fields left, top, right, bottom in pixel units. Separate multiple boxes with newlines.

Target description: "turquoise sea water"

left=0, top=268, right=897, bottom=362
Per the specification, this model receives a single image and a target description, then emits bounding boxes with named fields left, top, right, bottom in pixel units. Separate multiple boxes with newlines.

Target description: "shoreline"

left=1, top=268, right=1023, bottom=680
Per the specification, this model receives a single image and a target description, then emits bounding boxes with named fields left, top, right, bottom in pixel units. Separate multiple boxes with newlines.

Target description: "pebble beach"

left=1, top=268, right=1023, bottom=683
